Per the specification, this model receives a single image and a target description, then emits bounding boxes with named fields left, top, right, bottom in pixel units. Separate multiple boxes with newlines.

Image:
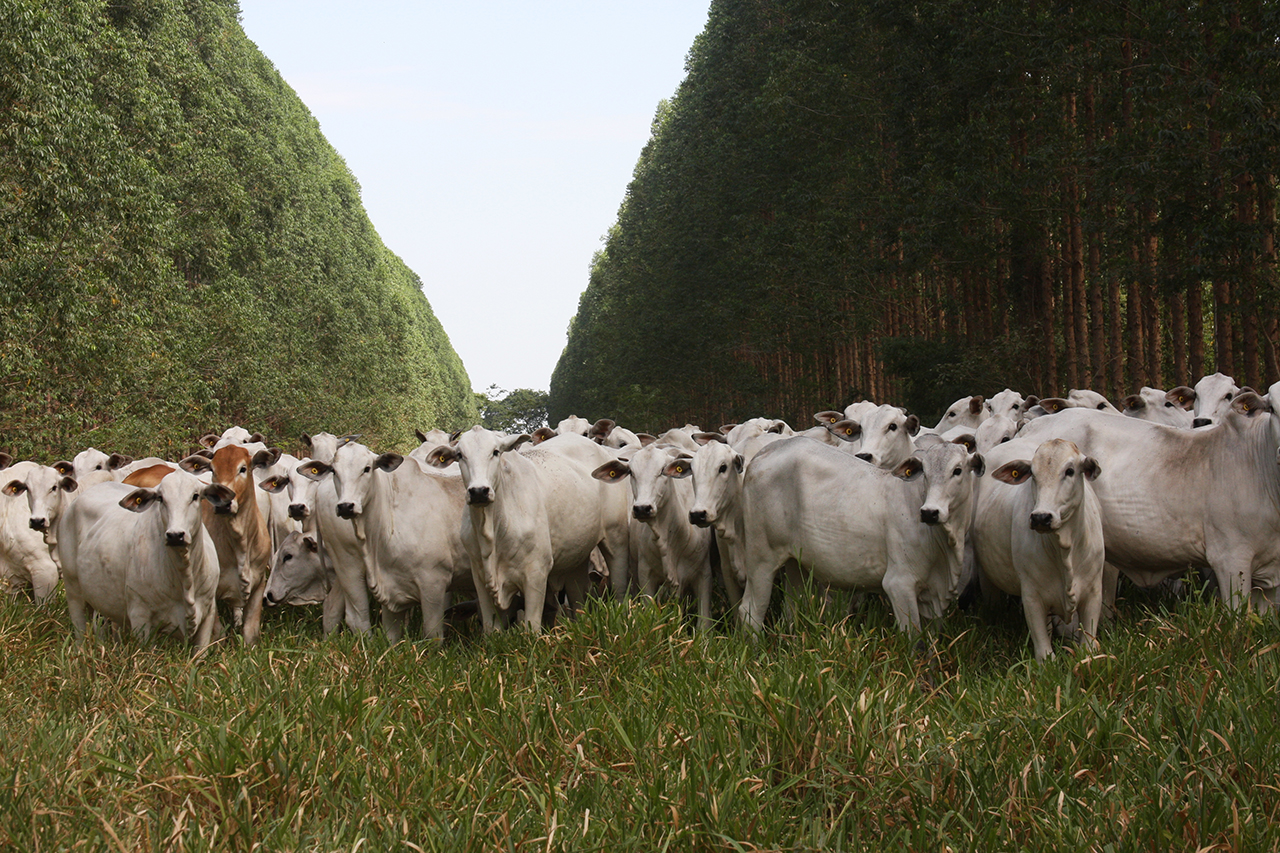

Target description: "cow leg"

left=1022, top=595, right=1055, bottom=661
left=418, top=571, right=451, bottom=641
left=1077, top=593, right=1103, bottom=654
left=240, top=578, right=266, bottom=646
left=193, top=608, right=217, bottom=652
left=695, top=567, right=713, bottom=632
left=66, top=587, right=89, bottom=640
left=781, top=560, right=805, bottom=626
left=598, top=534, right=631, bottom=601
left=1207, top=550, right=1253, bottom=610
left=881, top=571, right=923, bottom=634
left=381, top=607, right=407, bottom=643
left=521, top=571, right=550, bottom=632
left=1100, top=561, right=1120, bottom=621
left=30, top=560, right=58, bottom=604
left=321, top=584, right=346, bottom=635
left=737, top=558, right=777, bottom=633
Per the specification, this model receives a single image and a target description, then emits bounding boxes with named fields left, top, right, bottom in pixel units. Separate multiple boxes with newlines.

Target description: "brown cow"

left=180, top=445, right=278, bottom=645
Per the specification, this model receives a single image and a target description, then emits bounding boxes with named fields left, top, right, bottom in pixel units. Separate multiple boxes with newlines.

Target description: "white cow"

left=973, top=438, right=1105, bottom=659
left=932, top=395, right=987, bottom=433
left=738, top=439, right=983, bottom=633
left=680, top=433, right=748, bottom=608
left=1016, top=387, right=1280, bottom=610
left=849, top=404, right=921, bottom=469
left=1121, top=386, right=1194, bottom=428
left=1, top=460, right=76, bottom=601
left=986, top=389, right=1034, bottom=424
left=299, top=442, right=473, bottom=642
left=57, top=470, right=225, bottom=650
left=1190, top=372, right=1242, bottom=428
left=973, top=414, right=1019, bottom=453
left=424, top=428, right=630, bottom=631
left=56, top=448, right=134, bottom=490
left=265, top=531, right=329, bottom=608
left=593, top=444, right=714, bottom=629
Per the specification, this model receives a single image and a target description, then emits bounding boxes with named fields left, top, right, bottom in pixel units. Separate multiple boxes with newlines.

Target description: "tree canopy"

left=0, top=0, right=476, bottom=460
left=551, top=0, right=1279, bottom=428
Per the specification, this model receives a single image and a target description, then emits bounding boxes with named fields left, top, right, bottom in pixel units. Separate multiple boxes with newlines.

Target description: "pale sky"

left=237, top=1, right=712, bottom=395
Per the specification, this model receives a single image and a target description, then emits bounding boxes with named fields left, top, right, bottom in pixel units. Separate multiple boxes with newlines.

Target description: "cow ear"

left=302, top=535, right=319, bottom=553
left=107, top=453, right=133, bottom=470
left=202, top=484, right=236, bottom=509
left=950, top=433, right=977, bottom=453
left=637, top=433, right=658, bottom=447
left=1080, top=456, right=1101, bottom=481
left=693, top=432, right=727, bottom=446
left=813, top=411, right=843, bottom=425
left=375, top=452, right=404, bottom=472
left=1023, top=395, right=1040, bottom=409
left=0, top=452, right=11, bottom=469
left=252, top=447, right=282, bottom=469
left=59, top=476, right=78, bottom=493
left=424, top=446, right=457, bottom=469
left=1231, top=391, right=1270, bottom=417
left=592, top=460, right=631, bottom=482
left=733, top=453, right=745, bottom=474
left=2, top=479, right=26, bottom=497
left=530, top=427, right=556, bottom=445
left=179, top=454, right=213, bottom=475
left=662, top=455, right=695, bottom=479
left=1121, top=394, right=1144, bottom=411
left=766, top=421, right=789, bottom=434
left=590, top=418, right=616, bottom=439
left=53, top=460, right=75, bottom=477
left=297, top=460, right=335, bottom=480
left=826, top=419, right=862, bottom=442
left=500, top=434, right=532, bottom=453
left=198, top=433, right=219, bottom=448
left=301, top=433, right=314, bottom=450
left=259, top=474, right=290, bottom=494
left=968, top=453, right=985, bottom=478
left=415, top=429, right=429, bottom=444
left=719, top=423, right=738, bottom=435
left=905, top=414, right=921, bottom=436
left=991, top=460, right=1033, bottom=485
left=247, top=432, right=265, bottom=444
left=892, top=457, right=924, bottom=481
left=968, top=395, right=985, bottom=415
left=1165, top=386, right=1196, bottom=410
left=119, top=488, right=159, bottom=512
left=1038, top=397, right=1071, bottom=414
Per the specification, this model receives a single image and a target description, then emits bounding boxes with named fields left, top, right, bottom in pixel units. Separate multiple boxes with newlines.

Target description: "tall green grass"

left=0, top=587, right=1276, bottom=851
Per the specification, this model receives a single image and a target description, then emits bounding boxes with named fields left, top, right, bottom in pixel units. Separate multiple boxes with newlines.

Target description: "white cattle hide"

left=1, top=460, right=76, bottom=601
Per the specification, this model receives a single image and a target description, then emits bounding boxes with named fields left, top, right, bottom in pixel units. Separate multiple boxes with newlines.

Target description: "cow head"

left=120, top=467, right=232, bottom=548
left=853, top=404, right=919, bottom=469
left=323, top=442, right=404, bottom=519
left=265, top=531, right=327, bottom=606
left=593, top=444, right=683, bottom=522
left=991, top=438, right=1100, bottom=533
left=3, top=462, right=78, bottom=534
left=1191, top=372, right=1240, bottom=428
left=425, top=426, right=528, bottom=507
left=896, top=442, right=985, bottom=528
left=676, top=438, right=743, bottom=528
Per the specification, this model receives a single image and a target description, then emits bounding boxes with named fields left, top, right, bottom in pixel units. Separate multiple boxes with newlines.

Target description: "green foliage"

left=474, top=385, right=549, bottom=434
left=551, top=0, right=1280, bottom=429
left=0, top=0, right=476, bottom=461
left=0, top=588, right=1276, bottom=849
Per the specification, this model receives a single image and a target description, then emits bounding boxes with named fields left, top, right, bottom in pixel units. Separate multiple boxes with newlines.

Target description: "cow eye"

left=888, top=423, right=898, bottom=432
left=492, top=449, right=500, bottom=457
left=1164, top=401, right=1174, bottom=408
left=95, top=464, right=103, bottom=470
left=1065, top=467, right=1075, bottom=476
left=952, top=467, right=962, bottom=477
left=1001, top=436, right=1011, bottom=443
left=282, top=553, right=293, bottom=562
left=191, top=494, right=200, bottom=502
left=718, top=464, right=727, bottom=474
left=363, top=466, right=371, bottom=474
left=1096, top=403, right=1105, bottom=410
left=239, top=466, right=247, bottom=474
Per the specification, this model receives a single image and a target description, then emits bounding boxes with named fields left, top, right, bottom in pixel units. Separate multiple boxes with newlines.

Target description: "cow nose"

left=1030, top=512, right=1054, bottom=531
left=854, top=453, right=872, bottom=463
left=689, top=509, right=709, bottom=527
left=920, top=507, right=940, bottom=525
left=1192, top=418, right=1212, bottom=428
left=28, top=517, right=47, bottom=531
left=288, top=504, right=308, bottom=520
left=165, top=531, right=188, bottom=547
left=336, top=502, right=356, bottom=519
left=265, top=590, right=279, bottom=606
left=632, top=504, right=655, bottom=520
left=467, top=487, right=492, bottom=506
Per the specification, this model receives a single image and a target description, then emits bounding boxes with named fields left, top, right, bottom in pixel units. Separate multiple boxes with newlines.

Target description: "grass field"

left=0, top=585, right=1277, bottom=852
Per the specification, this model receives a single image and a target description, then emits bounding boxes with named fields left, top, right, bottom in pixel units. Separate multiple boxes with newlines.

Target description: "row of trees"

left=1, top=0, right=476, bottom=461
left=551, top=0, right=1279, bottom=427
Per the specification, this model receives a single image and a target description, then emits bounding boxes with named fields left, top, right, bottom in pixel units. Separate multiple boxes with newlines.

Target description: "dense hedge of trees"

left=551, top=0, right=1279, bottom=428
left=0, top=0, right=476, bottom=461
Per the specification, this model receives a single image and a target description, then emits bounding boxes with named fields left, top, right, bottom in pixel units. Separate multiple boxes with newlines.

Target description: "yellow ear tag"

left=609, top=471, right=617, bottom=478
left=676, top=466, right=684, bottom=474
left=1011, top=470, right=1019, bottom=480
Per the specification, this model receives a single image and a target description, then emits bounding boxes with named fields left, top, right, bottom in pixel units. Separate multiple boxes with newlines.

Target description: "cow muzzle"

left=288, top=504, right=308, bottom=520
left=632, top=504, right=656, bottom=521
left=336, top=502, right=357, bottom=519
left=166, top=531, right=189, bottom=547
left=467, top=487, right=493, bottom=506
left=919, top=507, right=941, bottom=525
left=689, top=509, right=710, bottom=527
left=854, top=452, right=873, bottom=463
left=1192, top=417, right=1212, bottom=429
left=28, top=517, right=48, bottom=531
left=1029, top=512, right=1055, bottom=532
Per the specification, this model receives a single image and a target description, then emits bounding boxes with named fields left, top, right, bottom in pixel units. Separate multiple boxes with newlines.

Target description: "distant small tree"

left=474, top=386, right=550, bottom=434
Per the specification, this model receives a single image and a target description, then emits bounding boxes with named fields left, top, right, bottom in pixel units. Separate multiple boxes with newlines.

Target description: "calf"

left=57, top=471, right=226, bottom=650
left=2, top=460, right=77, bottom=601
left=739, top=439, right=983, bottom=633
left=973, top=438, right=1105, bottom=659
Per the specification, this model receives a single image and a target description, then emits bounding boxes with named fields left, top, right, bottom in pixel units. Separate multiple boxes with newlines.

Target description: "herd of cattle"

left=2, top=371, right=1278, bottom=659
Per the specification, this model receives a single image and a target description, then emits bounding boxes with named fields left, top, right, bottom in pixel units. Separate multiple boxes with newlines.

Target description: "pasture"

left=0, top=586, right=1276, bottom=851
